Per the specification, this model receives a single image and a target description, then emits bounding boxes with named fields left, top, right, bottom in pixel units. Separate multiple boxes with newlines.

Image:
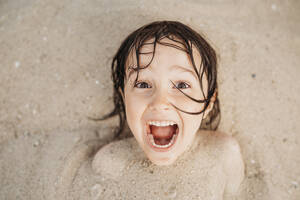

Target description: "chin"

left=147, top=153, right=178, bottom=166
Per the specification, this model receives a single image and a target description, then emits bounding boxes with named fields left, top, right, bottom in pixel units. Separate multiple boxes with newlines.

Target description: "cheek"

left=172, top=87, right=205, bottom=112
left=182, top=112, right=203, bottom=136
left=124, top=97, right=138, bottom=122
left=174, top=96, right=205, bottom=115
left=124, top=92, right=147, bottom=130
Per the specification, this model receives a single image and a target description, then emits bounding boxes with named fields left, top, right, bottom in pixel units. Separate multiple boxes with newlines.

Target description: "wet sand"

left=0, top=0, right=299, bottom=199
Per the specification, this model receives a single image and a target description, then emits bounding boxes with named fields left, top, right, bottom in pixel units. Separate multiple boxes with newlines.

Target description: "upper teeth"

left=148, top=121, right=176, bottom=127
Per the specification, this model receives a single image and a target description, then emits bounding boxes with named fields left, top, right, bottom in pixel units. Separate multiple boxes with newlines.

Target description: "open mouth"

left=146, top=121, right=179, bottom=150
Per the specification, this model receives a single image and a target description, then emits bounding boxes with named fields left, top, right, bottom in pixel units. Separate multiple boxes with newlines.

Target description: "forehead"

left=125, top=37, right=202, bottom=71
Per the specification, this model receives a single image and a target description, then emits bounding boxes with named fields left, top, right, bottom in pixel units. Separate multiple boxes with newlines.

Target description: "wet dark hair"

left=98, top=20, right=220, bottom=138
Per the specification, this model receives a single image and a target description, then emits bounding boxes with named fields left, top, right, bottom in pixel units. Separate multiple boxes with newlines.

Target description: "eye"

left=134, top=81, right=151, bottom=89
left=174, top=81, right=190, bottom=89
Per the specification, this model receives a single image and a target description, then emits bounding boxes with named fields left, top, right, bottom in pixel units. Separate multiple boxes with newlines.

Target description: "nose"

left=148, top=89, right=171, bottom=111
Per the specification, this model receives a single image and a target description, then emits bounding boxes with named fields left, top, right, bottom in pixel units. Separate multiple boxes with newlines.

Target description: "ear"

left=203, top=90, right=217, bottom=119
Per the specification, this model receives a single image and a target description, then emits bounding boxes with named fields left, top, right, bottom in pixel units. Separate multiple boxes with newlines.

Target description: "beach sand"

left=0, top=0, right=299, bottom=199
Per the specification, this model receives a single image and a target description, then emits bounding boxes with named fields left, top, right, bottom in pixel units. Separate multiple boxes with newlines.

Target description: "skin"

left=92, top=38, right=244, bottom=199
left=120, top=38, right=214, bottom=166
left=92, top=131, right=245, bottom=199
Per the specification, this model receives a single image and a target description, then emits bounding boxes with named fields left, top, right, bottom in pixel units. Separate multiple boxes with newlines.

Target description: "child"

left=92, top=21, right=244, bottom=199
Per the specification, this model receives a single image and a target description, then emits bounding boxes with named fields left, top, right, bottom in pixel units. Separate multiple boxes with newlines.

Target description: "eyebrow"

left=126, top=65, right=198, bottom=81
left=170, top=65, right=198, bottom=81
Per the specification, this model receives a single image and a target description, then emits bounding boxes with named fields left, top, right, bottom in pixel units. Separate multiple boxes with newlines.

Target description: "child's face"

left=122, top=38, right=208, bottom=165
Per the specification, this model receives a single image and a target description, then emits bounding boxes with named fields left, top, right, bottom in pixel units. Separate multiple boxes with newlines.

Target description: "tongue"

left=150, top=125, right=175, bottom=139
left=150, top=125, right=176, bottom=145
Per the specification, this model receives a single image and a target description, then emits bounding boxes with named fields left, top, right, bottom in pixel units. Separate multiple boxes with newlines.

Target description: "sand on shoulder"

left=90, top=131, right=243, bottom=200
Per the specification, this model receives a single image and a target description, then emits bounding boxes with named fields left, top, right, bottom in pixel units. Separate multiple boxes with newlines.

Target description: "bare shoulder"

left=198, top=131, right=245, bottom=197
left=213, top=132, right=244, bottom=174
left=197, top=131, right=239, bottom=152
left=216, top=132, right=242, bottom=156
left=216, top=131, right=245, bottom=197
left=199, top=131, right=242, bottom=155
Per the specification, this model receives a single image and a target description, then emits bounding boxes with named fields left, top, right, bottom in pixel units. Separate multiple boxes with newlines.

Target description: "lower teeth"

left=149, top=134, right=176, bottom=148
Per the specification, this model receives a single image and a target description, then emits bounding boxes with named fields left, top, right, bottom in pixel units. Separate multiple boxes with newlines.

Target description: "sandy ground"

left=0, top=0, right=299, bottom=199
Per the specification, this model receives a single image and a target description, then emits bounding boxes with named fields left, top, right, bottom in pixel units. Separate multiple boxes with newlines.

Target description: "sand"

left=0, top=0, right=299, bottom=199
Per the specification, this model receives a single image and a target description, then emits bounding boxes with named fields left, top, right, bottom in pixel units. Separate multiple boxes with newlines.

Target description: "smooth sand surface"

left=0, top=0, right=299, bottom=199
